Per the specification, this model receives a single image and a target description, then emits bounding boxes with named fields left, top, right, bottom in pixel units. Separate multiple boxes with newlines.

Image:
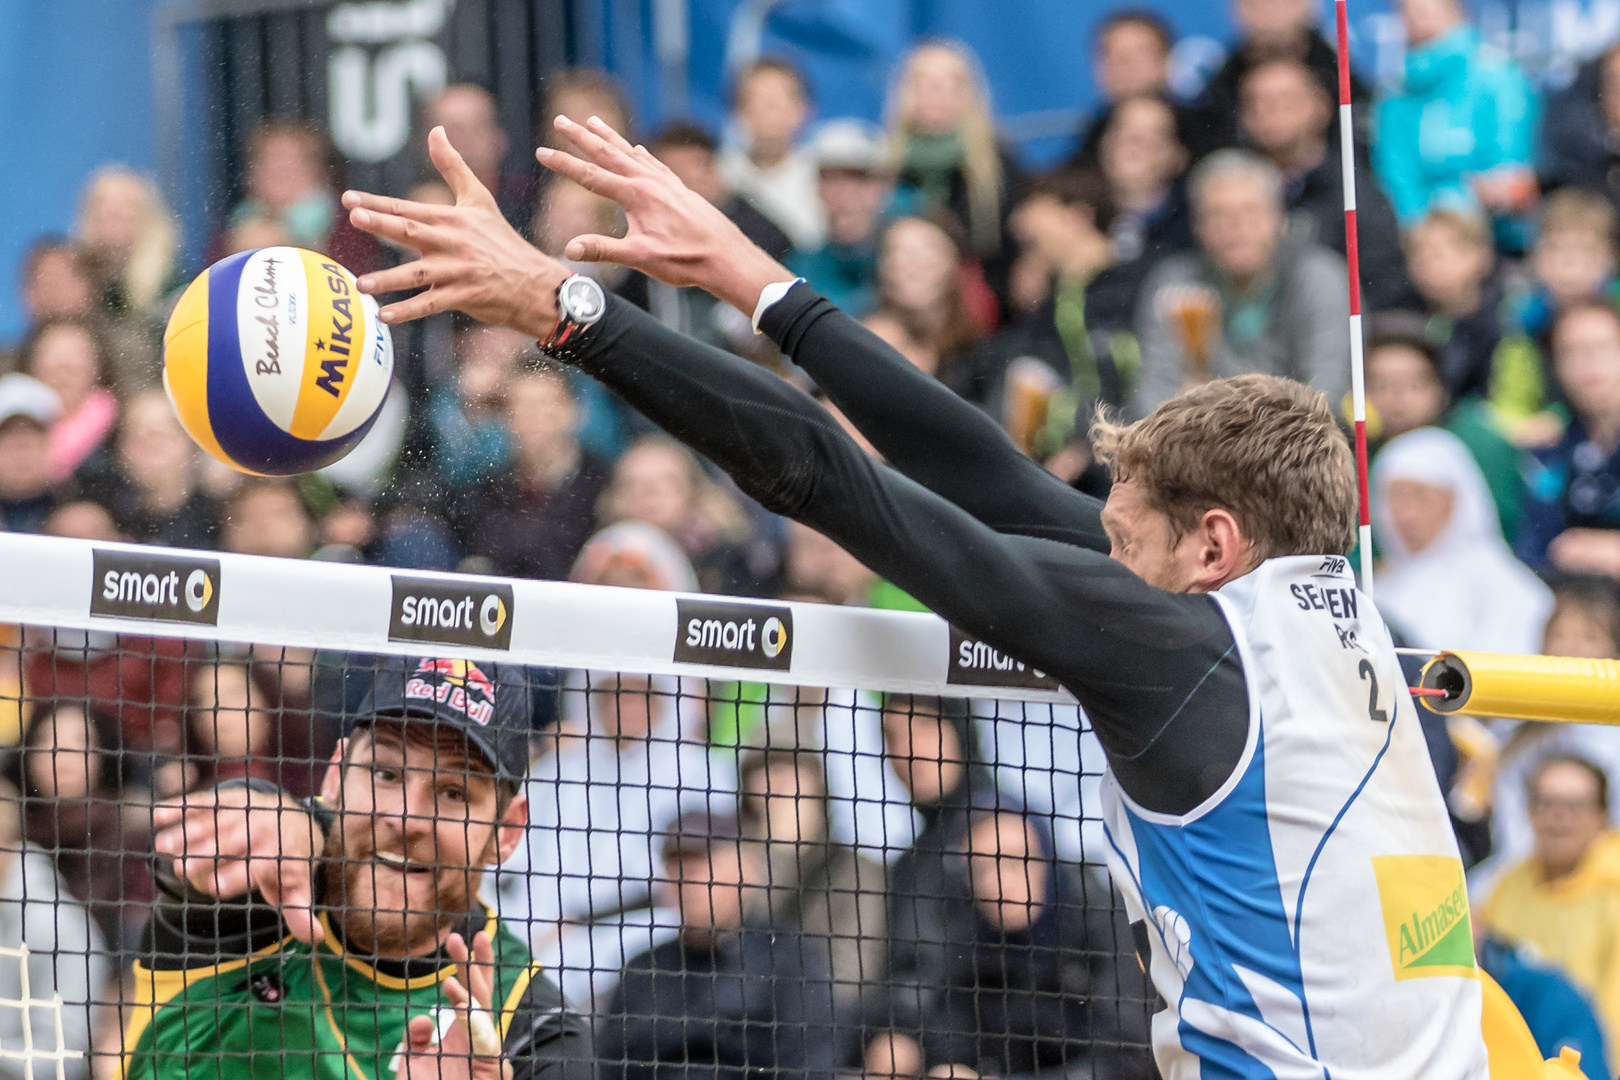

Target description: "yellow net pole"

left=1416, top=651, right=1620, bottom=725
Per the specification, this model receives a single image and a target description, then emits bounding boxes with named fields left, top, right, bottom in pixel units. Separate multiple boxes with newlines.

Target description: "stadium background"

left=0, top=0, right=1465, bottom=342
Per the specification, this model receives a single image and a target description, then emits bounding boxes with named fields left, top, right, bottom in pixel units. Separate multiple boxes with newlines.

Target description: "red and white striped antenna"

left=1336, top=0, right=1375, bottom=598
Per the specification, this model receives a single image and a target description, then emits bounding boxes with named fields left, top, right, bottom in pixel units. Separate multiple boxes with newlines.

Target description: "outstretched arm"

left=342, top=126, right=1248, bottom=817
left=534, top=116, right=1107, bottom=550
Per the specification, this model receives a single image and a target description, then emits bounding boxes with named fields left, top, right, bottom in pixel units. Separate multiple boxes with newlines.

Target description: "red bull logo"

left=405, top=658, right=496, bottom=726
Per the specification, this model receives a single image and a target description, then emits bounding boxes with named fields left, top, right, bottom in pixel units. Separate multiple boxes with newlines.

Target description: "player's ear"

left=1195, top=507, right=1248, bottom=589
left=493, top=792, right=529, bottom=866
left=319, top=738, right=348, bottom=805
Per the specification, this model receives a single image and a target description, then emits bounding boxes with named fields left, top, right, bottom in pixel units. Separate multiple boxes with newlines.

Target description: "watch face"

left=561, top=276, right=606, bottom=323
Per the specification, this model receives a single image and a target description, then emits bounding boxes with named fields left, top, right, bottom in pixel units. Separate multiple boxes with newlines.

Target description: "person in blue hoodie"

left=1374, top=0, right=1539, bottom=230
left=1478, top=932, right=1609, bottom=1079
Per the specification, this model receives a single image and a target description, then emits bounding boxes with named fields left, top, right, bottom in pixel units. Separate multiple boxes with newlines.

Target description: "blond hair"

left=887, top=41, right=1004, bottom=255
left=1540, top=187, right=1617, bottom=244
left=76, top=165, right=178, bottom=313
left=1092, top=375, right=1357, bottom=558
left=1407, top=206, right=1490, bottom=252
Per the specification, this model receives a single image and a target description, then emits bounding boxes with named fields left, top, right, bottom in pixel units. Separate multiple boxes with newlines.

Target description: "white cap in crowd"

left=0, top=374, right=61, bottom=430
left=809, top=119, right=888, bottom=173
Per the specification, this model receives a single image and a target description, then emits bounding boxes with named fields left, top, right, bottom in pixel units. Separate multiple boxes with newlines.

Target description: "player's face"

left=1102, top=478, right=1202, bottom=591
left=323, top=722, right=523, bottom=957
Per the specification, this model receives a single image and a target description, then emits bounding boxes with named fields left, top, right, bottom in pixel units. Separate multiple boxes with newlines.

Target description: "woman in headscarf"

left=1372, top=426, right=1553, bottom=655
left=489, top=522, right=735, bottom=1009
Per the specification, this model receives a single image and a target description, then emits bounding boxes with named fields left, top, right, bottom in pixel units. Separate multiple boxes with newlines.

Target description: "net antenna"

left=1336, top=0, right=1374, bottom=597
left=0, top=942, right=84, bottom=1080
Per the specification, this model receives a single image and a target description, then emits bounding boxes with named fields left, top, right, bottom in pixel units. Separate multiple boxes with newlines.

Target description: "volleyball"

left=162, top=246, right=393, bottom=475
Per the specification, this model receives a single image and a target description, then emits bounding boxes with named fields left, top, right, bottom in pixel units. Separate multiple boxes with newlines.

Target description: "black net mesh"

left=0, top=628, right=1156, bottom=1080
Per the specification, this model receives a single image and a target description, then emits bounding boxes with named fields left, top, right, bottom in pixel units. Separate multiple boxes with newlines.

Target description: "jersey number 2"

left=1358, top=660, right=1390, bottom=724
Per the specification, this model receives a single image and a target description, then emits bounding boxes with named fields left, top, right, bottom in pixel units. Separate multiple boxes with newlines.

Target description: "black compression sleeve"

left=562, top=297, right=1248, bottom=814
left=760, top=283, right=1109, bottom=552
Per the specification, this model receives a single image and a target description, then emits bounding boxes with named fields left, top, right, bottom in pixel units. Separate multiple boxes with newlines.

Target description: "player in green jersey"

left=125, top=656, right=592, bottom=1080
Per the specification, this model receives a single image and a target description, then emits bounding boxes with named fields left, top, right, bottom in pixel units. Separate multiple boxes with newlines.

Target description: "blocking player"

left=340, top=122, right=1489, bottom=1077
left=129, top=656, right=592, bottom=1080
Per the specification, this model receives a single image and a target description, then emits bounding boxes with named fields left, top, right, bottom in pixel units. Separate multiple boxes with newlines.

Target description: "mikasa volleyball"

left=162, top=247, right=393, bottom=475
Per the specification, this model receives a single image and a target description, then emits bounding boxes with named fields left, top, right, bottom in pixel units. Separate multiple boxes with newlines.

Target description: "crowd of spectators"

left=18, top=0, right=1620, bottom=1075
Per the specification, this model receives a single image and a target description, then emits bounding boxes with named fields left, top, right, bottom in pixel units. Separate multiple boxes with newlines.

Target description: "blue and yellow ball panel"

left=162, top=246, right=393, bottom=476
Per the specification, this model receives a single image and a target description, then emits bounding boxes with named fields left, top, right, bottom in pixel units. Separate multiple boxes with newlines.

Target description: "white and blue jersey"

left=1103, top=556, right=1487, bottom=1079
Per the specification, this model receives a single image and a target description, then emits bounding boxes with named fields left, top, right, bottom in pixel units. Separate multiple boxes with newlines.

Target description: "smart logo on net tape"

left=90, top=549, right=221, bottom=626
left=674, top=598, right=793, bottom=671
left=163, top=247, right=393, bottom=476
left=389, top=575, right=515, bottom=650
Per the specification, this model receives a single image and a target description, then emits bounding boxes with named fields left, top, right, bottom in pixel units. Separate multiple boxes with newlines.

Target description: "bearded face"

left=320, top=722, right=514, bottom=957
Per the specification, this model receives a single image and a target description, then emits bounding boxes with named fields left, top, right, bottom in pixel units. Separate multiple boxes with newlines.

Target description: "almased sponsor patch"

left=1372, top=854, right=1478, bottom=980
left=674, top=599, right=793, bottom=671
left=90, top=550, right=221, bottom=626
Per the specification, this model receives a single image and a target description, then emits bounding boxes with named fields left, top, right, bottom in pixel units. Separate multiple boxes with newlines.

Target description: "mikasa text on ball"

left=163, top=247, right=393, bottom=475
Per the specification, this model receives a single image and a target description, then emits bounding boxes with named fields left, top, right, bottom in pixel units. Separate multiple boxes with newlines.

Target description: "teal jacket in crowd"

left=1374, top=26, right=1539, bottom=224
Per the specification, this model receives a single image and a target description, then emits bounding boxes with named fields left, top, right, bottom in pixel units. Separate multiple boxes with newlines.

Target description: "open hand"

left=539, top=115, right=792, bottom=314
left=153, top=785, right=325, bottom=944
left=342, top=127, right=569, bottom=336
left=397, top=931, right=511, bottom=1080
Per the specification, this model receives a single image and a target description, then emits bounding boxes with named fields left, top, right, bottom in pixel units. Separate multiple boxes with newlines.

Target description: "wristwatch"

left=541, top=274, right=608, bottom=354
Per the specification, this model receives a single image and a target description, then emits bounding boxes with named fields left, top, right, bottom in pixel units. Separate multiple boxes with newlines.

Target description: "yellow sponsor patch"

left=1372, top=854, right=1478, bottom=980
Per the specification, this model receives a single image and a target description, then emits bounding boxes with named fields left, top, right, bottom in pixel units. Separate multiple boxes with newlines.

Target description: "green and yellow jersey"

left=123, top=789, right=591, bottom=1080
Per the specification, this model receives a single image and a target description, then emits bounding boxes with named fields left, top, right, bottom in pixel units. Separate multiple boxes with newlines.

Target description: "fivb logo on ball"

left=674, top=599, right=793, bottom=671
left=389, top=576, right=514, bottom=650
left=90, top=550, right=221, bottom=626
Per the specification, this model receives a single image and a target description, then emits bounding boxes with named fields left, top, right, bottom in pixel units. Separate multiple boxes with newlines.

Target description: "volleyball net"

left=0, top=533, right=1156, bottom=1080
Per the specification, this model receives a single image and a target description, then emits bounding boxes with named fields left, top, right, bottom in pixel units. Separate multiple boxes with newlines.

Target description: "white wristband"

left=750, top=278, right=804, bottom=334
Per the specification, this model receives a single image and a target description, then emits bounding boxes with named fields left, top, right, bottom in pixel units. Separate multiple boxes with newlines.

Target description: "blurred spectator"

left=1507, top=191, right=1620, bottom=425
left=18, top=240, right=95, bottom=330
left=1071, top=12, right=1201, bottom=166
left=220, top=478, right=315, bottom=560
left=1477, top=930, right=1610, bottom=1080
left=224, top=120, right=383, bottom=273
left=1133, top=150, right=1349, bottom=415
left=449, top=361, right=610, bottom=581
left=1372, top=427, right=1552, bottom=653
left=82, top=390, right=221, bottom=549
left=19, top=320, right=117, bottom=483
left=1521, top=300, right=1620, bottom=577
left=75, top=167, right=180, bottom=318
left=720, top=59, right=825, bottom=251
left=221, top=214, right=291, bottom=256
left=903, top=808, right=1151, bottom=1079
left=539, top=68, right=633, bottom=150
left=0, top=779, right=107, bottom=1080
left=599, top=808, right=839, bottom=1080
left=863, top=217, right=986, bottom=401
left=598, top=434, right=775, bottom=596
left=1239, top=58, right=1414, bottom=311
left=496, top=532, right=729, bottom=1006
left=11, top=704, right=153, bottom=953
left=1483, top=754, right=1620, bottom=1072
left=426, top=323, right=520, bottom=487
left=184, top=662, right=276, bottom=788
left=74, top=167, right=176, bottom=395
left=867, top=698, right=992, bottom=1047
left=1490, top=576, right=1620, bottom=871
left=0, top=375, right=62, bottom=534
left=887, top=41, right=1022, bottom=304
left=782, top=522, right=875, bottom=607
left=1541, top=42, right=1620, bottom=211
left=651, top=123, right=792, bottom=261
left=789, top=120, right=893, bottom=316
left=1095, top=95, right=1194, bottom=274
left=739, top=736, right=887, bottom=1014
left=995, top=166, right=1133, bottom=446
left=1192, top=0, right=1371, bottom=157
left=1374, top=0, right=1538, bottom=228
left=533, top=178, right=625, bottom=284
left=1364, top=312, right=1524, bottom=540
left=423, top=83, right=534, bottom=232
left=1403, top=207, right=1527, bottom=408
